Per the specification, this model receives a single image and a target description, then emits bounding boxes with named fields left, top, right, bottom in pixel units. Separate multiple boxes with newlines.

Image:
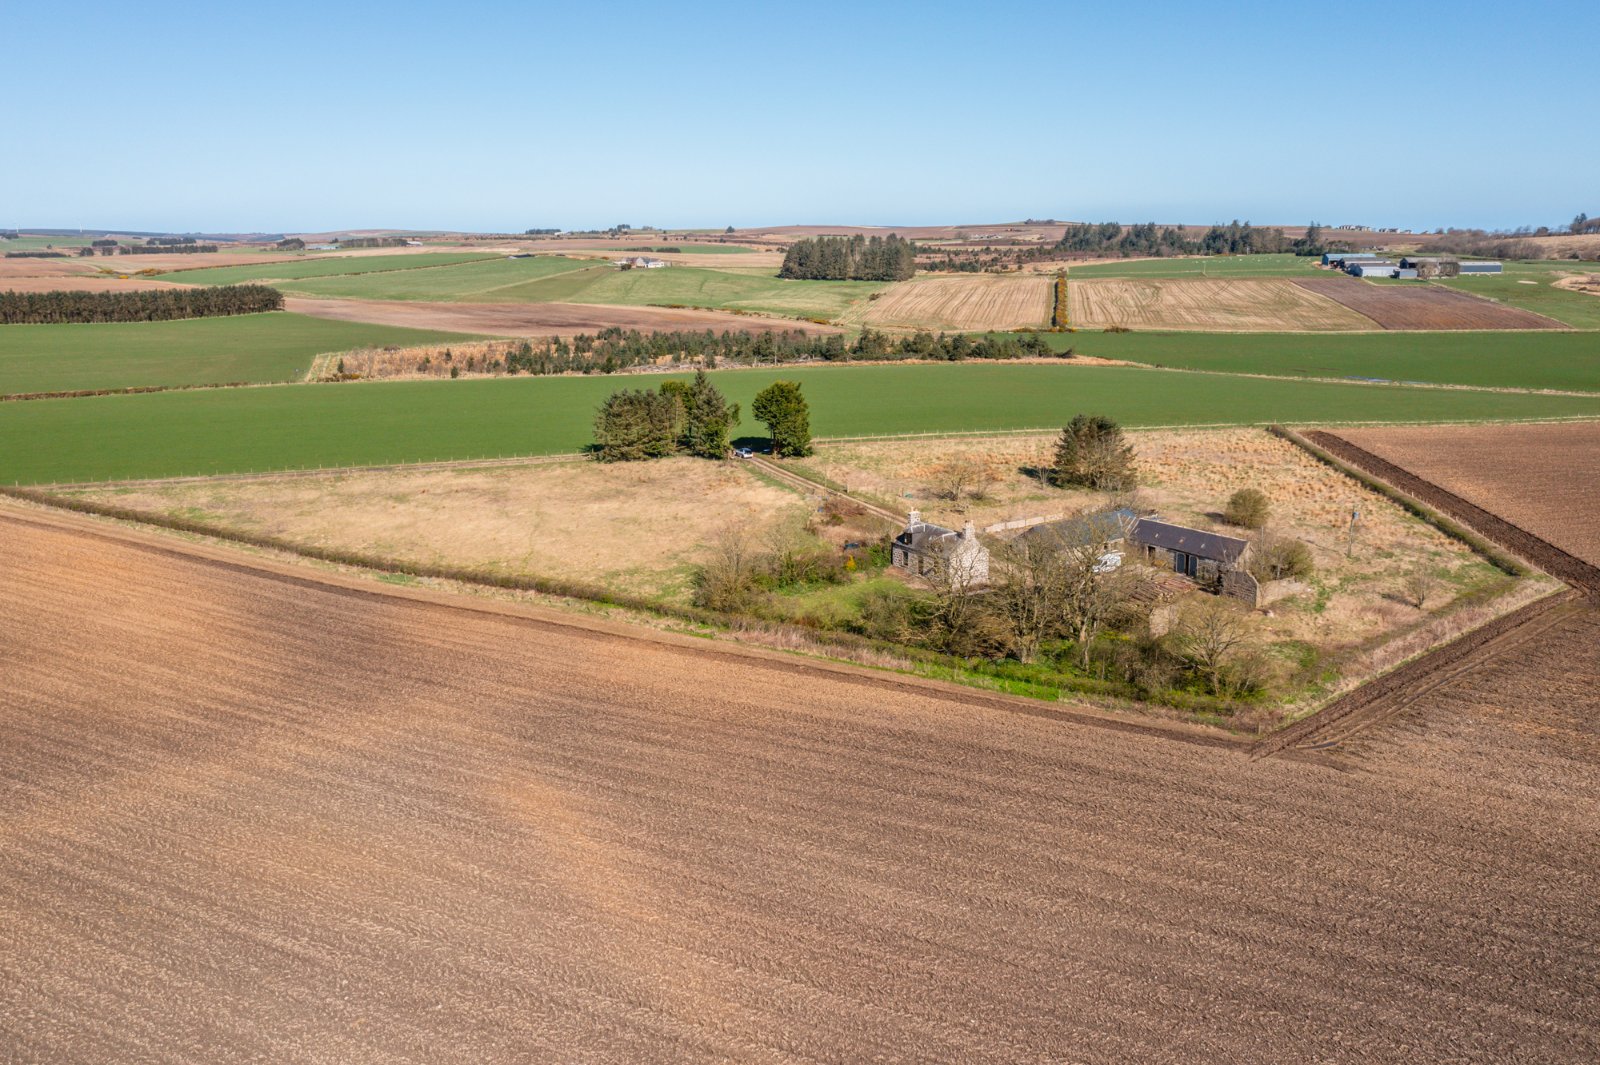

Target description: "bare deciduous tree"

left=1168, top=595, right=1256, bottom=697
left=991, top=510, right=1139, bottom=667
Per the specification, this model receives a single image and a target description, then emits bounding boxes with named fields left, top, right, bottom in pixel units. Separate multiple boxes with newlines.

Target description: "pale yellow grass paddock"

left=845, top=273, right=1053, bottom=331
left=1070, top=277, right=1376, bottom=331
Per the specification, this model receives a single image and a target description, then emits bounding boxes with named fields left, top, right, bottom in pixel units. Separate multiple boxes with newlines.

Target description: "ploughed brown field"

left=283, top=296, right=845, bottom=337
left=4, top=502, right=1599, bottom=1064
left=1294, top=275, right=1562, bottom=329
left=1337, top=420, right=1600, bottom=568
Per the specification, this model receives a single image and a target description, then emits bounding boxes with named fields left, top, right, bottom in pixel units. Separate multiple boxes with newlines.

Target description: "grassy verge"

left=1268, top=425, right=1530, bottom=576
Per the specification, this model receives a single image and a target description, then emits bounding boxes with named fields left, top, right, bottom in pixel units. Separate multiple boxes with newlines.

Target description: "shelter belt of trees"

left=0, top=284, right=284, bottom=325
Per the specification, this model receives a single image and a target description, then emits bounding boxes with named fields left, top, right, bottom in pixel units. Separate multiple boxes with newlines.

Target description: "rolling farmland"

left=850, top=273, right=1053, bottom=331
left=3, top=505, right=1597, bottom=1063
left=1069, top=277, right=1376, bottom=331
left=1022, top=330, right=1600, bottom=392
left=154, top=252, right=501, bottom=285
left=1436, top=262, right=1600, bottom=329
left=277, top=256, right=601, bottom=301
left=1065, top=253, right=1322, bottom=279
left=1295, top=276, right=1563, bottom=330
left=6, top=364, right=1600, bottom=484
left=285, top=297, right=845, bottom=338
left=0, top=313, right=479, bottom=394
left=275, top=259, right=883, bottom=321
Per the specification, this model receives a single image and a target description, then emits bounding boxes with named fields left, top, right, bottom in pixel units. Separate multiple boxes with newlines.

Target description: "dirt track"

left=285, top=296, right=844, bottom=337
left=3, top=503, right=1599, bottom=1063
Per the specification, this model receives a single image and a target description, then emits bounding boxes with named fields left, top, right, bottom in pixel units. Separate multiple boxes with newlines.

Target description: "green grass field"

left=159, top=252, right=501, bottom=285
left=1435, top=262, right=1600, bottom=329
left=1022, top=329, right=1600, bottom=392
left=278, top=258, right=882, bottom=319
left=277, top=256, right=603, bottom=301
left=0, top=314, right=480, bottom=394
left=5, top=364, right=1599, bottom=484
left=565, top=266, right=882, bottom=318
left=1066, top=253, right=1322, bottom=279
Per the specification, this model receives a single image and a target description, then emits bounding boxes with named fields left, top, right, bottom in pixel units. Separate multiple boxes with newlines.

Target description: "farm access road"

left=4, top=501, right=1598, bottom=1064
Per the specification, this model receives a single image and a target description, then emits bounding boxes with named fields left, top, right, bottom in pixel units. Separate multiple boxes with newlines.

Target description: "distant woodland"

left=0, top=285, right=284, bottom=324
left=1054, top=221, right=1295, bottom=258
left=779, top=234, right=917, bottom=281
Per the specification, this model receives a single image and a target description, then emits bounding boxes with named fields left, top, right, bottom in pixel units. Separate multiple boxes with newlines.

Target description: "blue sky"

left=5, top=1, right=1595, bottom=233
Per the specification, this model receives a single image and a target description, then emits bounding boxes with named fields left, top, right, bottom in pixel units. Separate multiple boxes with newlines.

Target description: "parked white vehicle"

left=1093, top=551, right=1123, bottom=574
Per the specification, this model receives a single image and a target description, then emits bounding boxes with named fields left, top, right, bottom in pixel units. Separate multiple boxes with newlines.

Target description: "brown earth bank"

left=1293, top=276, right=1563, bottom=330
left=2, top=504, right=1598, bottom=1064
left=1322, top=422, right=1600, bottom=581
left=284, top=296, right=845, bottom=337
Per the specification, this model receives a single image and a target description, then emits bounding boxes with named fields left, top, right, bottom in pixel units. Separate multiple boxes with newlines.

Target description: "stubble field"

left=1069, top=277, right=1376, bottom=331
left=2, top=504, right=1597, bottom=1063
left=848, top=273, right=1053, bottom=331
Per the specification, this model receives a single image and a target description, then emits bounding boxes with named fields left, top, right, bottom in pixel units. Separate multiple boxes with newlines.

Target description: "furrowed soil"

left=284, top=296, right=845, bottom=337
left=1069, top=277, right=1376, bottom=331
left=1321, top=421, right=1600, bottom=585
left=1294, top=276, right=1564, bottom=330
left=4, top=503, right=1598, bottom=1064
left=850, top=273, right=1053, bottom=331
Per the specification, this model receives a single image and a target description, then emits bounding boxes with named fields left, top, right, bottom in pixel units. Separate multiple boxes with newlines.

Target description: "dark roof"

left=896, top=520, right=959, bottom=555
left=1131, top=518, right=1250, bottom=564
left=1020, top=507, right=1136, bottom=548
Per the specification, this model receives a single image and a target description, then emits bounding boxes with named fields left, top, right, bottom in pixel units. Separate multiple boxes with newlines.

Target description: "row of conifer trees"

left=0, top=284, right=283, bottom=324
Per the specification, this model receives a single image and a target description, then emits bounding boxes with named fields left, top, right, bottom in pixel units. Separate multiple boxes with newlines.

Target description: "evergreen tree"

left=751, top=380, right=812, bottom=457
left=592, top=389, right=679, bottom=462
left=682, top=371, right=739, bottom=458
left=1050, top=414, right=1136, bottom=491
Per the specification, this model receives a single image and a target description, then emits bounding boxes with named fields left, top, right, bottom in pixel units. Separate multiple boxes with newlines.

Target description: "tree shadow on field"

left=732, top=435, right=772, bottom=453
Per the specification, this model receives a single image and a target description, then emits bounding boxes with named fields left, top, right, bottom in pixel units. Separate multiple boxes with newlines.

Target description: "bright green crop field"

left=279, top=258, right=882, bottom=319
left=277, top=256, right=601, bottom=301
left=6, top=363, right=1600, bottom=484
left=1021, top=329, right=1600, bottom=392
left=161, top=252, right=501, bottom=286
left=0, top=313, right=480, bottom=394
left=565, top=266, right=883, bottom=318
left=1066, top=254, right=1322, bottom=279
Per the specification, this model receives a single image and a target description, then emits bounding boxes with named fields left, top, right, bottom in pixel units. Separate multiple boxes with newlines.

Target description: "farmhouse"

left=892, top=511, right=990, bottom=585
left=613, top=256, right=667, bottom=270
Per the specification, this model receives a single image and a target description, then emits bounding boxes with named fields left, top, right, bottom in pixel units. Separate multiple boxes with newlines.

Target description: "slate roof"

left=1020, top=507, right=1136, bottom=548
left=896, top=520, right=959, bottom=556
left=1131, top=518, right=1250, bottom=565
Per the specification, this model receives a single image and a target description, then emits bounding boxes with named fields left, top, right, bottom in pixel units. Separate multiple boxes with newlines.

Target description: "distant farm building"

left=613, top=256, right=666, bottom=270
left=892, top=512, right=990, bottom=585
left=1458, top=261, right=1503, bottom=275
left=1322, top=251, right=1378, bottom=268
left=1348, top=260, right=1400, bottom=279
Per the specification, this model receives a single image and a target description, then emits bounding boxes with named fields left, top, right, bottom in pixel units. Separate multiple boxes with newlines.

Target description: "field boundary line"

left=0, top=496, right=1244, bottom=753
left=1250, top=589, right=1583, bottom=758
